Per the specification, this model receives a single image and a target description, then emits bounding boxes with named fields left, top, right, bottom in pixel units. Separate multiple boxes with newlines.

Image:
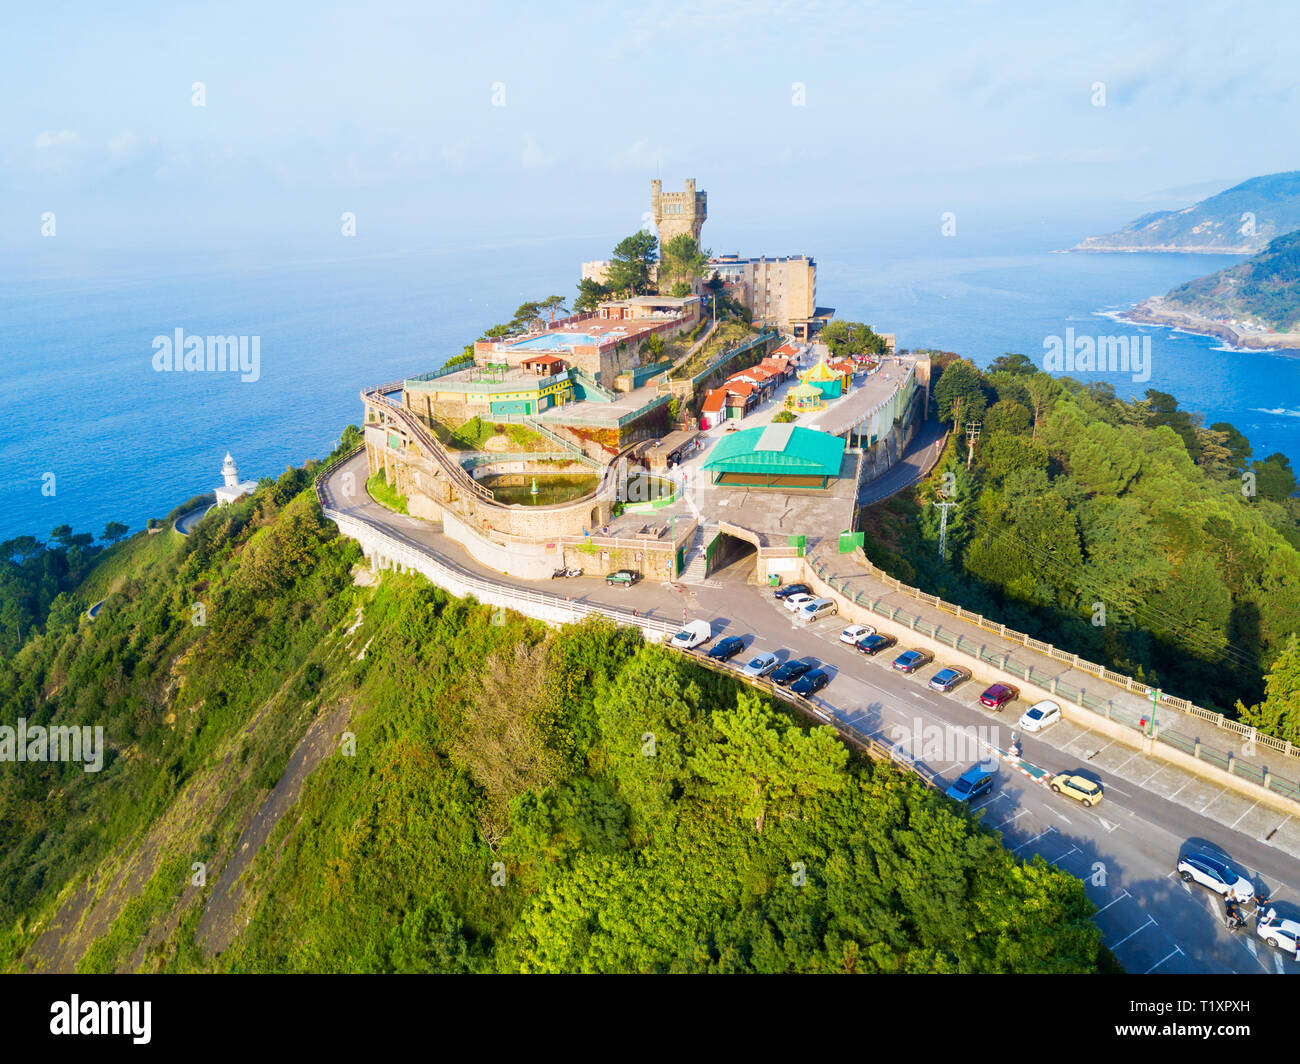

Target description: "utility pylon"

left=965, top=421, right=981, bottom=470
left=933, top=500, right=957, bottom=562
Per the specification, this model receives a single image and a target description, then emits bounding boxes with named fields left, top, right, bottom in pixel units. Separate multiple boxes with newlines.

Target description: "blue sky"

left=3, top=0, right=1297, bottom=265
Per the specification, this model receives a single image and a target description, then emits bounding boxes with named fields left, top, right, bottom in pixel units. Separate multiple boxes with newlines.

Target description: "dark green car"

left=605, top=569, right=642, bottom=588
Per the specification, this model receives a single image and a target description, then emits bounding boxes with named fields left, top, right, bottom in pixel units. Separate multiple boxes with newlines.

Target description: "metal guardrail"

left=832, top=544, right=1296, bottom=759
left=675, top=647, right=942, bottom=790
left=362, top=383, right=497, bottom=503
left=806, top=550, right=1300, bottom=804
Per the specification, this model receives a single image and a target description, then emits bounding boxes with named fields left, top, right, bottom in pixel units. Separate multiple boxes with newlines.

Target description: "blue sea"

left=3, top=216, right=1297, bottom=542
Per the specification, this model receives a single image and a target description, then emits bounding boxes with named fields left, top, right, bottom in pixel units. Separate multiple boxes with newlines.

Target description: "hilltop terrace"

left=474, top=297, right=701, bottom=363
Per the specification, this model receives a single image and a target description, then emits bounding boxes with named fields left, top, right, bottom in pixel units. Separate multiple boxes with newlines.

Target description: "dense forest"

left=0, top=432, right=1108, bottom=973
left=864, top=353, right=1300, bottom=731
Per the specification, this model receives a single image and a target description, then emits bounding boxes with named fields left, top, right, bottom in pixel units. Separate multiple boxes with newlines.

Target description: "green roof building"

left=702, top=424, right=846, bottom=489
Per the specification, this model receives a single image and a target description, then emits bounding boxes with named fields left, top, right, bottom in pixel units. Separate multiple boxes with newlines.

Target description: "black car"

left=856, top=633, right=897, bottom=656
left=790, top=669, right=829, bottom=697
left=707, top=635, right=746, bottom=662
left=771, top=658, right=814, bottom=686
left=773, top=582, right=811, bottom=600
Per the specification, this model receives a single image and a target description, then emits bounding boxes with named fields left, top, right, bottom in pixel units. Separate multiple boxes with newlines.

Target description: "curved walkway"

left=858, top=415, right=949, bottom=506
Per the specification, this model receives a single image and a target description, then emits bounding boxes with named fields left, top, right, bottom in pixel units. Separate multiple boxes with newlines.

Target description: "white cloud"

left=35, top=130, right=78, bottom=150
left=521, top=132, right=551, bottom=169
left=107, top=130, right=143, bottom=161
left=609, top=138, right=663, bottom=172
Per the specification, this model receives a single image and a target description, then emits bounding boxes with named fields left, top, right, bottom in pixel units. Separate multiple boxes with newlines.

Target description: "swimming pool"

left=510, top=332, right=600, bottom=350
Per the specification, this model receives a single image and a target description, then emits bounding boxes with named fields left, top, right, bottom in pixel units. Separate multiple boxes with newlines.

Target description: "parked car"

left=771, top=658, right=815, bottom=686
left=891, top=649, right=933, bottom=674
left=1019, top=699, right=1062, bottom=732
left=929, top=666, right=970, bottom=693
left=740, top=651, right=780, bottom=679
left=856, top=633, right=897, bottom=656
left=945, top=766, right=994, bottom=804
left=1049, top=773, right=1103, bottom=807
left=1256, top=909, right=1300, bottom=957
left=707, top=635, right=745, bottom=662
left=782, top=593, right=816, bottom=614
left=979, top=683, right=1019, bottom=710
left=791, top=669, right=829, bottom=697
left=796, top=597, right=838, bottom=623
left=773, top=582, right=811, bottom=600
left=605, top=569, right=642, bottom=588
left=1176, top=852, right=1255, bottom=902
left=839, top=623, right=875, bottom=645
left=669, top=620, right=712, bottom=650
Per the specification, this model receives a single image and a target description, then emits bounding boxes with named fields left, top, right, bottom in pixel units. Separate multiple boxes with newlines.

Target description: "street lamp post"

left=1148, top=688, right=1160, bottom=737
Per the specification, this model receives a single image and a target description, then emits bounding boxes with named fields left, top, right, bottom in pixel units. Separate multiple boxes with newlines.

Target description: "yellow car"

left=1050, top=773, right=1103, bottom=807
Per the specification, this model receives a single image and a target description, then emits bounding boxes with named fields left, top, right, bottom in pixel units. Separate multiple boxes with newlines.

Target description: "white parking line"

left=1051, top=845, right=1080, bottom=864
left=1230, top=801, right=1261, bottom=830
left=1095, top=890, right=1131, bottom=914
left=1012, top=828, right=1056, bottom=853
left=992, top=809, right=1029, bottom=829
left=1110, top=915, right=1157, bottom=949
left=1145, top=946, right=1183, bottom=973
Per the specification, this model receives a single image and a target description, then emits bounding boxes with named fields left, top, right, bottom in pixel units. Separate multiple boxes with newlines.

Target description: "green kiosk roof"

left=702, top=424, right=845, bottom=482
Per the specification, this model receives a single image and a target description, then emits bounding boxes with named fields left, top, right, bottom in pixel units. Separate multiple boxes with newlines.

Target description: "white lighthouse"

left=214, top=452, right=257, bottom=506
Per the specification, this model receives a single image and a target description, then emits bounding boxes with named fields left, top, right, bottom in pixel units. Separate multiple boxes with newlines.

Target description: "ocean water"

left=3, top=224, right=1297, bottom=543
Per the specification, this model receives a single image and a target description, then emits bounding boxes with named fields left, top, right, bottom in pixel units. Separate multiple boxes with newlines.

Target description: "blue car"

left=707, top=635, right=746, bottom=662
left=945, top=766, right=994, bottom=804
left=771, top=658, right=815, bottom=686
left=892, top=649, right=934, bottom=674
left=773, top=582, right=811, bottom=600
left=929, top=667, right=970, bottom=693
left=790, top=669, right=829, bottom=697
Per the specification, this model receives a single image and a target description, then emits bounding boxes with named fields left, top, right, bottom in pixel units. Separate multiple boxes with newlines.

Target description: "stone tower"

left=651, top=178, right=707, bottom=244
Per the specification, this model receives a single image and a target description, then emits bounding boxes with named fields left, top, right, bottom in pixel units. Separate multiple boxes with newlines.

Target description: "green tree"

left=605, top=231, right=659, bottom=296
left=658, top=234, right=709, bottom=293
left=1239, top=635, right=1300, bottom=742
left=989, top=352, right=1036, bottom=376
left=933, top=359, right=987, bottom=429
left=540, top=295, right=567, bottom=322
left=102, top=522, right=128, bottom=544
left=688, top=694, right=847, bottom=832
left=574, top=277, right=609, bottom=313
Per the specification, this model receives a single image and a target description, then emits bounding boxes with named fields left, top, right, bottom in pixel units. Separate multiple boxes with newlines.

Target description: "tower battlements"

left=651, top=178, right=707, bottom=244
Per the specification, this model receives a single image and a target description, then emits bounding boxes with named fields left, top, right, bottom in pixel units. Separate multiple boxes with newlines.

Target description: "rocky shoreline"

left=1120, top=298, right=1300, bottom=352
left=1071, top=243, right=1259, bottom=254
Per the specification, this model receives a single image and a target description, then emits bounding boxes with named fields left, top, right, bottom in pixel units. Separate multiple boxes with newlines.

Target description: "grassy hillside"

left=1074, top=171, right=1300, bottom=252
left=0, top=440, right=1109, bottom=974
left=1164, top=230, right=1300, bottom=331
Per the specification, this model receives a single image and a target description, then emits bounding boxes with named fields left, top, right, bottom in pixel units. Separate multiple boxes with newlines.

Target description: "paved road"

left=323, top=451, right=1300, bottom=974
left=858, top=415, right=948, bottom=505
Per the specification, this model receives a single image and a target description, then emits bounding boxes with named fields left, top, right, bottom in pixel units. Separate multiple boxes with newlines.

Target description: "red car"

left=979, top=683, right=1019, bottom=710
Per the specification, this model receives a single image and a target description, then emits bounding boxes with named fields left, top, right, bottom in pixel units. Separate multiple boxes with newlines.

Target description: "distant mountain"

left=1165, top=230, right=1300, bottom=329
left=1074, top=171, right=1300, bottom=253
left=1121, top=230, right=1300, bottom=348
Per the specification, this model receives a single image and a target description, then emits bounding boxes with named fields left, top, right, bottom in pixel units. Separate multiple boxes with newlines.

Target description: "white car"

left=840, top=623, right=875, bottom=646
left=783, top=593, right=815, bottom=614
left=1176, top=853, right=1255, bottom=902
left=1018, top=699, right=1061, bottom=732
left=669, top=619, right=712, bottom=650
left=1257, top=909, right=1300, bottom=957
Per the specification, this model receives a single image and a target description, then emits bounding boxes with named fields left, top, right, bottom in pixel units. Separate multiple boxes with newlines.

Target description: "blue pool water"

left=509, top=332, right=598, bottom=350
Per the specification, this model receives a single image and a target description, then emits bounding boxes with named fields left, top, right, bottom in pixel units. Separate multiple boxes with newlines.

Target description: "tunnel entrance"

left=706, top=531, right=757, bottom=583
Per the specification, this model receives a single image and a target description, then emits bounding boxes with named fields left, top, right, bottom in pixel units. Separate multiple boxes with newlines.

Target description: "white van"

left=797, top=597, right=838, bottom=624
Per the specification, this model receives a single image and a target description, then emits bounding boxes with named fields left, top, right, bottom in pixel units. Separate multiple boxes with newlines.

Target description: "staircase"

left=678, top=524, right=715, bottom=583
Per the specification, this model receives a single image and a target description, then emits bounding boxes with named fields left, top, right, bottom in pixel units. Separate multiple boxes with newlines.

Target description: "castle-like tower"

left=651, top=178, right=707, bottom=244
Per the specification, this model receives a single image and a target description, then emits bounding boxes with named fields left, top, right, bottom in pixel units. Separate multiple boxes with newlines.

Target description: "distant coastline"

left=1069, top=243, right=1257, bottom=255
left=1117, top=297, right=1300, bottom=353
